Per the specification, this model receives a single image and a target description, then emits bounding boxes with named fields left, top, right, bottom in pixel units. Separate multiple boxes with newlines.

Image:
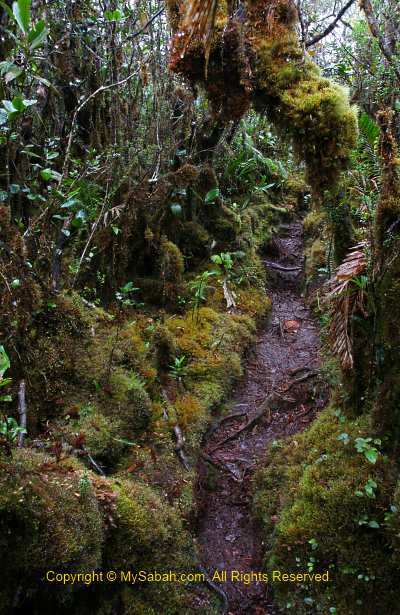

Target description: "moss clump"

left=303, top=209, right=327, bottom=240
left=103, top=476, right=197, bottom=615
left=59, top=406, right=126, bottom=464
left=106, top=370, right=153, bottom=436
left=169, top=0, right=357, bottom=199
left=253, top=406, right=400, bottom=614
left=159, top=236, right=185, bottom=304
left=0, top=449, right=102, bottom=609
left=178, top=221, right=210, bottom=262
left=305, top=238, right=326, bottom=279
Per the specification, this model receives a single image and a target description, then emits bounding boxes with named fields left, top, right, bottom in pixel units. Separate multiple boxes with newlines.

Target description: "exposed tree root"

left=198, top=565, right=229, bottom=615
left=206, top=411, right=248, bottom=437
left=264, top=261, right=302, bottom=272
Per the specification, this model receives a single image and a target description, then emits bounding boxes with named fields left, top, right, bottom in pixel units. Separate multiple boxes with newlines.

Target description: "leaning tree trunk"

left=371, top=109, right=400, bottom=441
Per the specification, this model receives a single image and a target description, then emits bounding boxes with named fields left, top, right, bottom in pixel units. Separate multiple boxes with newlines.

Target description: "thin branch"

left=129, top=7, right=165, bottom=39
left=62, top=71, right=139, bottom=181
left=306, top=0, right=356, bottom=47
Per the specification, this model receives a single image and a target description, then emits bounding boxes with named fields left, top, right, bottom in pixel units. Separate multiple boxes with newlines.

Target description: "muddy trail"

left=196, top=218, right=328, bottom=615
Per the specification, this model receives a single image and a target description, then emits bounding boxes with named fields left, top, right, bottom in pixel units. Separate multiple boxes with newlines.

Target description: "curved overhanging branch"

left=168, top=0, right=358, bottom=196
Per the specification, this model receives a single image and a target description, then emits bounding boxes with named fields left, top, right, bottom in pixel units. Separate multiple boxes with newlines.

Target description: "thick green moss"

left=104, top=478, right=191, bottom=571
left=0, top=450, right=102, bottom=610
left=253, top=407, right=400, bottom=614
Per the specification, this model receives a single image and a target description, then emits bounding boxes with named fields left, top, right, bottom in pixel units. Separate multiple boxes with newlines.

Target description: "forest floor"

left=196, top=218, right=328, bottom=615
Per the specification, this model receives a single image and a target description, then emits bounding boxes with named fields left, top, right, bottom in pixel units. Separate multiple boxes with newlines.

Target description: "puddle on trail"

left=196, top=219, right=328, bottom=615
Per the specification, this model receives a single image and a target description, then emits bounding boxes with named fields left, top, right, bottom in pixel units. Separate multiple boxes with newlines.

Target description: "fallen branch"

left=199, top=565, right=229, bottom=615
left=173, top=424, right=191, bottom=471
left=284, top=370, right=319, bottom=389
left=17, top=380, right=27, bottom=448
left=162, top=389, right=191, bottom=470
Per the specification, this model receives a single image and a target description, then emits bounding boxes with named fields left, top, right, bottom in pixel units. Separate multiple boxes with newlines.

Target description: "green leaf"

left=4, top=65, right=23, bottom=83
left=22, top=98, right=37, bottom=107
left=32, top=74, right=52, bottom=87
left=170, top=203, right=182, bottom=217
left=40, top=168, right=61, bottom=181
left=3, top=100, right=16, bottom=113
left=205, top=187, right=220, bottom=204
left=28, top=19, right=48, bottom=50
left=60, top=197, right=80, bottom=208
left=365, top=448, right=378, bottom=464
left=0, top=346, right=10, bottom=378
left=0, top=394, right=12, bottom=402
left=105, top=9, right=124, bottom=21
left=368, top=520, right=380, bottom=529
left=12, top=0, right=31, bottom=35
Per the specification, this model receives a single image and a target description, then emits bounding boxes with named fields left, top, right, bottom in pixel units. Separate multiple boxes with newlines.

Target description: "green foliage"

left=115, top=282, right=142, bottom=308
left=169, top=355, right=187, bottom=381
left=0, top=346, right=12, bottom=402
left=0, top=416, right=26, bottom=443
left=189, top=270, right=216, bottom=323
left=359, top=112, right=380, bottom=149
left=204, top=187, right=220, bottom=204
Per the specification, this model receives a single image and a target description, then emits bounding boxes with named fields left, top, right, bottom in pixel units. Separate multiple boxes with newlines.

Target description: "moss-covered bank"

left=253, top=405, right=400, bottom=614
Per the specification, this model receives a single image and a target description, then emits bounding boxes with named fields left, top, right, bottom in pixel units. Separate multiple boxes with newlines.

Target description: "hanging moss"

left=169, top=0, right=358, bottom=200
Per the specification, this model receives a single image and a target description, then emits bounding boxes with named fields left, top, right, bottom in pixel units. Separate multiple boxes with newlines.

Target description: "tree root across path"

left=208, top=369, right=319, bottom=454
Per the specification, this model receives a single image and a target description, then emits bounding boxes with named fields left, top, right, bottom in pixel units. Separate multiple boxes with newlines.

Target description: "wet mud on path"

left=196, top=218, right=328, bottom=615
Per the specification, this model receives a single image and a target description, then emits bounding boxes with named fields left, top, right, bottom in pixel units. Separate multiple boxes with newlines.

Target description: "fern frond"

left=327, top=242, right=368, bottom=370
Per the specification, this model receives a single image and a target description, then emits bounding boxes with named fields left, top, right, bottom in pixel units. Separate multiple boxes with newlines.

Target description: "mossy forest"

left=1, top=0, right=400, bottom=613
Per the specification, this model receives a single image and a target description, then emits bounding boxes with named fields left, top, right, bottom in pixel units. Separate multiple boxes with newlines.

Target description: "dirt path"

left=196, top=218, right=327, bottom=615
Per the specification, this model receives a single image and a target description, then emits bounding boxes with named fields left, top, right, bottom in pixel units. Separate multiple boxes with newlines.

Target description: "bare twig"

left=306, top=0, right=356, bottom=47
left=84, top=448, right=106, bottom=476
left=17, top=380, right=27, bottom=448
left=61, top=70, right=138, bottom=181
left=209, top=402, right=272, bottom=453
left=129, top=7, right=165, bottom=39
